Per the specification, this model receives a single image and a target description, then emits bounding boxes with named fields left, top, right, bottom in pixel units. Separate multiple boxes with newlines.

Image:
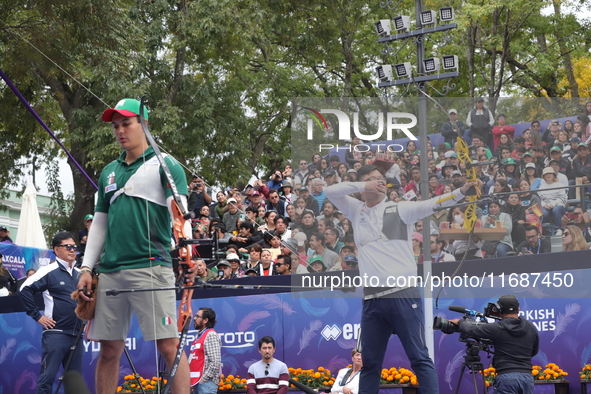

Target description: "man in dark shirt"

left=517, top=225, right=551, bottom=255
left=451, top=295, right=539, bottom=394
left=440, top=108, right=466, bottom=146
left=0, top=226, right=13, bottom=242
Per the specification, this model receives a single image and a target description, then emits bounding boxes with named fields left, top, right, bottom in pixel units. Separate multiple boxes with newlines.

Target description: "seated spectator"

left=275, top=254, right=292, bottom=275
left=298, top=186, right=320, bottom=215
left=502, top=158, right=521, bottom=182
left=307, top=254, right=327, bottom=273
left=308, top=232, right=340, bottom=270
left=0, top=254, right=17, bottom=296
left=495, top=133, right=515, bottom=155
left=343, top=255, right=359, bottom=270
left=428, top=174, right=445, bottom=197
left=480, top=201, right=513, bottom=258
left=538, top=167, right=568, bottom=235
left=331, top=349, right=362, bottom=394
left=241, top=244, right=262, bottom=270
left=285, top=204, right=297, bottom=226
left=515, top=180, right=542, bottom=231
left=244, top=268, right=258, bottom=276
left=299, top=210, right=319, bottom=239
left=562, top=225, right=590, bottom=251
left=516, top=225, right=551, bottom=255
left=502, top=193, right=527, bottom=246
left=230, top=222, right=262, bottom=250
left=280, top=182, right=294, bottom=203
left=212, top=223, right=233, bottom=243
left=194, top=258, right=218, bottom=282
left=492, top=114, right=515, bottom=150
left=411, top=232, right=423, bottom=264
left=430, top=235, right=455, bottom=262
left=561, top=206, right=591, bottom=243
left=324, top=227, right=344, bottom=254
left=259, top=211, right=277, bottom=232
left=227, top=253, right=245, bottom=278
left=522, top=163, right=541, bottom=190
left=447, top=207, right=483, bottom=260
left=215, top=260, right=233, bottom=280
left=254, top=249, right=277, bottom=276
left=256, top=206, right=267, bottom=226
left=267, top=188, right=287, bottom=216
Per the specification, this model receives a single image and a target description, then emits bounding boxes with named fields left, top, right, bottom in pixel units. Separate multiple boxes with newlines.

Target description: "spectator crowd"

left=186, top=100, right=591, bottom=278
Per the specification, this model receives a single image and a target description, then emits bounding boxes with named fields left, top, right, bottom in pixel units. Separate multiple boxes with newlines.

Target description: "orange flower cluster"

left=218, top=374, right=248, bottom=391
left=580, top=364, right=591, bottom=380
left=116, top=375, right=167, bottom=392
left=532, top=363, right=568, bottom=381
left=380, top=367, right=418, bottom=385
left=289, top=367, right=335, bottom=388
left=479, top=367, right=497, bottom=387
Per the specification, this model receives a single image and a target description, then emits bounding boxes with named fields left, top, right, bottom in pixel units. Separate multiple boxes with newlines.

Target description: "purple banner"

left=1, top=292, right=590, bottom=393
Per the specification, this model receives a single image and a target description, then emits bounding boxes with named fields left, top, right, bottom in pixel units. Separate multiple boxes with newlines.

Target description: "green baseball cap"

left=549, top=146, right=562, bottom=152
left=503, top=158, right=516, bottom=165
left=102, top=98, right=149, bottom=121
left=578, top=143, right=589, bottom=149
left=84, top=214, right=94, bottom=221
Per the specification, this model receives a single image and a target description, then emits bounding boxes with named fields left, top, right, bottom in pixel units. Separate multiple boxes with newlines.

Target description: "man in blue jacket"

left=20, top=232, right=84, bottom=394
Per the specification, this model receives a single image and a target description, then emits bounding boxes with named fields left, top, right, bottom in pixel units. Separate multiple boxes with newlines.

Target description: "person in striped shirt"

left=246, top=336, right=289, bottom=394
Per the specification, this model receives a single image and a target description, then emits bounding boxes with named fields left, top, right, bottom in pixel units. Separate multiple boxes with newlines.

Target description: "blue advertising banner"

left=1, top=291, right=590, bottom=393
left=0, top=242, right=54, bottom=279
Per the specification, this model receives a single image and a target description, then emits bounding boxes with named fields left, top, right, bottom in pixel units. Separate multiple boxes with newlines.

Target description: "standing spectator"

left=440, top=109, right=465, bottom=146
left=294, top=159, right=310, bottom=186
left=214, top=192, right=228, bottom=219
left=16, top=268, right=37, bottom=292
left=223, top=198, right=241, bottom=234
left=562, top=225, right=591, bottom=251
left=188, top=175, right=212, bottom=217
left=0, top=253, right=17, bottom=296
left=267, top=171, right=284, bottom=190
left=492, top=114, right=515, bottom=150
left=189, top=308, right=222, bottom=394
left=466, top=97, right=494, bottom=144
left=0, top=226, right=13, bottom=242
left=246, top=336, right=289, bottom=394
left=78, top=214, right=93, bottom=254
left=20, top=232, right=84, bottom=394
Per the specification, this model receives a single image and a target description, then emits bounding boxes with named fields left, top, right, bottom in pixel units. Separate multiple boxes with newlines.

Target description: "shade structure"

left=15, top=182, right=47, bottom=248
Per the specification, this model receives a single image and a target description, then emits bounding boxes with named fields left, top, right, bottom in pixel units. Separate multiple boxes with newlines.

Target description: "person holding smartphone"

left=516, top=225, right=551, bottom=255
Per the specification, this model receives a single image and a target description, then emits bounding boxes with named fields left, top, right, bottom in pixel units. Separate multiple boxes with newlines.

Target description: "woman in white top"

left=331, top=349, right=363, bottom=394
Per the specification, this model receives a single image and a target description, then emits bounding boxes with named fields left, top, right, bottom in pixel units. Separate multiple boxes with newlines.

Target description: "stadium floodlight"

left=420, top=10, right=437, bottom=27
left=394, top=62, right=412, bottom=78
left=442, top=55, right=459, bottom=71
left=374, top=20, right=392, bottom=36
left=375, top=65, right=394, bottom=82
left=393, top=15, right=411, bottom=32
left=423, top=58, right=440, bottom=73
left=439, top=7, right=455, bottom=22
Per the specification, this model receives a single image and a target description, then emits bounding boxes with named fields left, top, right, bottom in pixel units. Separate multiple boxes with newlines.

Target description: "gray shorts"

left=88, top=265, right=178, bottom=341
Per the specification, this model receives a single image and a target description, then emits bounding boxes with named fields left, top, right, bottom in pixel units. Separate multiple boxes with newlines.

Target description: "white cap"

left=525, top=163, right=536, bottom=169
left=444, top=151, right=455, bottom=158
left=448, top=109, right=458, bottom=114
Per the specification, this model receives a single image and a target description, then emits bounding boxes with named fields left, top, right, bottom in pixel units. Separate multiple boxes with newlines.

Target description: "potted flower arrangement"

left=480, top=367, right=496, bottom=388
left=532, top=363, right=569, bottom=381
left=116, top=375, right=166, bottom=393
left=218, top=374, right=248, bottom=391
left=580, top=364, right=591, bottom=381
left=289, top=367, right=335, bottom=388
left=380, top=367, right=418, bottom=386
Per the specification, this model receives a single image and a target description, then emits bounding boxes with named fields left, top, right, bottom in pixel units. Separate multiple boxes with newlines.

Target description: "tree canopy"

left=0, top=0, right=589, bottom=234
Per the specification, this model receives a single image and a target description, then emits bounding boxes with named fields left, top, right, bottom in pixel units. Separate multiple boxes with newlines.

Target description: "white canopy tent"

left=15, top=182, right=47, bottom=249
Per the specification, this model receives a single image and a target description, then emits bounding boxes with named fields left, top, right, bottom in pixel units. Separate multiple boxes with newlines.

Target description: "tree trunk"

left=552, top=0, right=579, bottom=97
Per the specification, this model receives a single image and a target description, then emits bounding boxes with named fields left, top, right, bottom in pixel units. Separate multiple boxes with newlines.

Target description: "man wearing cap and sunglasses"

left=440, top=108, right=465, bottom=146
left=77, top=98, right=194, bottom=393
left=20, top=232, right=84, bottom=394
left=450, top=295, right=539, bottom=394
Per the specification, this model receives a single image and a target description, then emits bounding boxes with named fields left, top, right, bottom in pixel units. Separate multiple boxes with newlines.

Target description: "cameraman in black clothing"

left=450, top=295, right=539, bottom=394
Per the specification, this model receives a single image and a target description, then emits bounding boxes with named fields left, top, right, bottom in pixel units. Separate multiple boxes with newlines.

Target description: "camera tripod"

left=454, top=340, right=493, bottom=394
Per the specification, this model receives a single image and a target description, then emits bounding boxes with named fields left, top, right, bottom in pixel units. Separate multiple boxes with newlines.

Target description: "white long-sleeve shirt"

left=325, top=182, right=465, bottom=288
left=331, top=368, right=361, bottom=394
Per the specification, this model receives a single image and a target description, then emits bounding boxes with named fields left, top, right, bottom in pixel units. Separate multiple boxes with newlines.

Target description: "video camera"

left=434, top=304, right=500, bottom=343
